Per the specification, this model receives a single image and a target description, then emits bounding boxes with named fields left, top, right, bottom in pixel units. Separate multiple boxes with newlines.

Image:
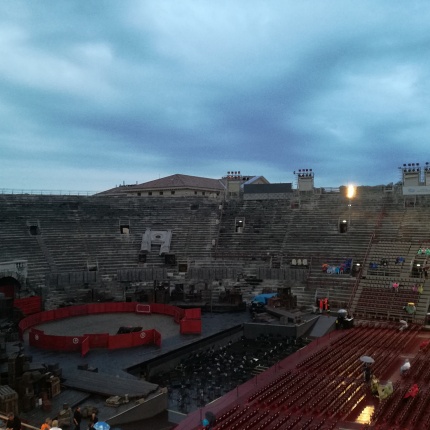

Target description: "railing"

left=0, top=188, right=98, bottom=196
left=0, top=413, right=38, bottom=430
left=347, top=206, right=387, bottom=311
left=347, top=232, right=375, bottom=310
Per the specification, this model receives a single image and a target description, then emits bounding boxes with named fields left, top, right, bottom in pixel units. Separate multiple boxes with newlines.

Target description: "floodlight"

left=346, top=185, right=356, bottom=199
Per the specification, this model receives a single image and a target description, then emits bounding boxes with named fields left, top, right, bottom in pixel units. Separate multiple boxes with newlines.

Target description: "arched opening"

left=0, top=276, right=21, bottom=298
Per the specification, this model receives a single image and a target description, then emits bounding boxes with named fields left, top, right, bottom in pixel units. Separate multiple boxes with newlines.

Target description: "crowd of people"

left=2, top=406, right=99, bottom=430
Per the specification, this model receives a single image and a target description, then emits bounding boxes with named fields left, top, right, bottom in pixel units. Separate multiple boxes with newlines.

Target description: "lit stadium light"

left=347, top=185, right=356, bottom=200
left=347, top=185, right=356, bottom=226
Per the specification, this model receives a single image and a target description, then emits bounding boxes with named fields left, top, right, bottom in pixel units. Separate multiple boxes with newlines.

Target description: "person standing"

left=6, top=412, right=21, bottom=430
left=41, top=417, right=52, bottom=430
left=50, top=420, right=62, bottom=430
left=73, top=407, right=82, bottom=430
left=87, top=409, right=98, bottom=430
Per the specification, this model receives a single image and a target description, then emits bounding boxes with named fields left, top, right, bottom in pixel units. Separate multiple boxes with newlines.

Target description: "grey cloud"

left=1, top=1, right=430, bottom=191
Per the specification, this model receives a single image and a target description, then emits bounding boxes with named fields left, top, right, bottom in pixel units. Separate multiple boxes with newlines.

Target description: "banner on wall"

left=403, top=186, right=430, bottom=195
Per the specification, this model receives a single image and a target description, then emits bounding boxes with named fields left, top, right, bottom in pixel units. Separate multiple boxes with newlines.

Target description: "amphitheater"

left=2, top=170, right=430, bottom=430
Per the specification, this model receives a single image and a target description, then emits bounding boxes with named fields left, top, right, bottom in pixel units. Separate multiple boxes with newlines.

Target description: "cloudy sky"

left=1, top=1, right=429, bottom=192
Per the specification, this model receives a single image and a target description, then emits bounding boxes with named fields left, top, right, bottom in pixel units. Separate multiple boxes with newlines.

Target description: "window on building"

left=159, top=191, right=163, bottom=195
left=202, top=191, right=205, bottom=195
left=148, top=191, right=152, bottom=196
left=171, top=191, right=175, bottom=195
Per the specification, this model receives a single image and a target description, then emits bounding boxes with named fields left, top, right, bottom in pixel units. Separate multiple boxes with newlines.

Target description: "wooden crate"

left=48, top=377, right=61, bottom=398
left=0, top=385, right=18, bottom=415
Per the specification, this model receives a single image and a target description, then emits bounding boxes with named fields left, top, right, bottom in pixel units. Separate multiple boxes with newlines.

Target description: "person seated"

left=404, top=303, right=416, bottom=314
left=370, top=375, right=379, bottom=396
left=419, top=340, right=430, bottom=350
left=400, top=359, right=411, bottom=375
left=404, top=383, right=419, bottom=398
left=378, top=381, right=394, bottom=400
left=399, top=320, right=408, bottom=331
left=5, top=412, right=21, bottom=430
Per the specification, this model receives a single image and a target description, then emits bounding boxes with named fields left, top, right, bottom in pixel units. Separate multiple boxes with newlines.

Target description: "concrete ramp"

left=309, top=315, right=337, bottom=338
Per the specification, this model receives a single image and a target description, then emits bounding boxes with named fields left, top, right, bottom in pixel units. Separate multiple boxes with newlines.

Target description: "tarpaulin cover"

left=251, top=293, right=277, bottom=304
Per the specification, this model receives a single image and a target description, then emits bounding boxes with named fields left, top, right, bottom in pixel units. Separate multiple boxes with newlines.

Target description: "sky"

left=1, top=1, right=430, bottom=193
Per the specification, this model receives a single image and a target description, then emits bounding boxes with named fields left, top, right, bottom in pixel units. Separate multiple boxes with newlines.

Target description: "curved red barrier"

left=19, top=301, right=202, bottom=353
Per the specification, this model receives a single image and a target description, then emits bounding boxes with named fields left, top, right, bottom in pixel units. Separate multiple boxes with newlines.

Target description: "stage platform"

left=13, top=311, right=252, bottom=429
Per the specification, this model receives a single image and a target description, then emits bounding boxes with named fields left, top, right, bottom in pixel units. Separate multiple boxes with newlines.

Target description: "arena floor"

left=15, top=311, right=252, bottom=429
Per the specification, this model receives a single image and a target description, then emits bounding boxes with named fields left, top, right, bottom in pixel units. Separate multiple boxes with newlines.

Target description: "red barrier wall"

left=14, top=296, right=42, bottom=316
left=184, top=308, right=201, bottom=319
left=136, top=303, right=151, bottom=313
left=108, top=332, right=133, bottom=350
left=20, top=302, right=202, bottom=350
left=180, top=319, right=202, bottom=334
left=54, top=307, right=70, bottom=320
left=108, top=329, right=156, bottom=350
left=29, top=330, right=83, bottom=352
left=69, top=305, right=88, bottom=317
left=154, top=330, right=162, bottom=346
left=41, top=310, right=55, bottom=322
left=81, top=337, right=90, bottom=357
left=84, top=333, right=109, bottom=349
left=29, top=329, right=159, bottom=352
